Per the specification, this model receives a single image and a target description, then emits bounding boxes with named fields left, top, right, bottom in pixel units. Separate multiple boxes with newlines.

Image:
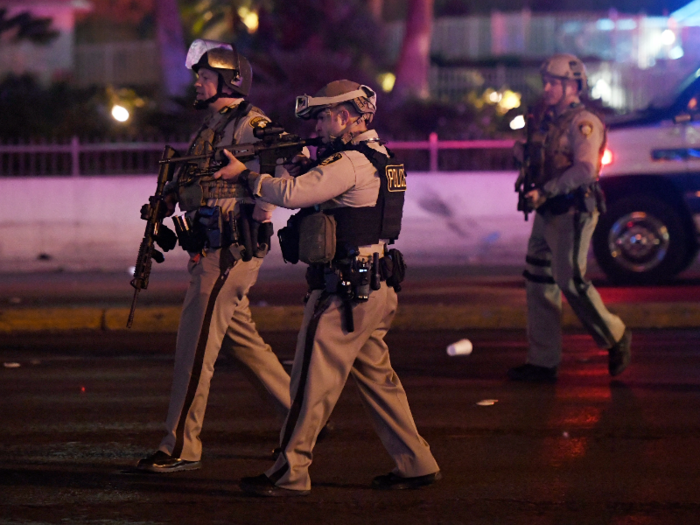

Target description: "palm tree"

left=154, top=0, right=191, bottom=100
left=0, top=8, right=58, bottom=43
left=392, top=0, right=434, bottom=100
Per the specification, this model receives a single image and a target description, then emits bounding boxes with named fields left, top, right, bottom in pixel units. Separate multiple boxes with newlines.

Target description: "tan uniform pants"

left=524, top=208, right=626, bottom=368
left=265, top=282, right=439, bottom=491
left=158, top=249, right=291, bottom=461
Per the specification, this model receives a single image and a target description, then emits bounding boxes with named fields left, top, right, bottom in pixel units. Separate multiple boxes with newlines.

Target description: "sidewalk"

left=3, top=262, right=700, bottom=333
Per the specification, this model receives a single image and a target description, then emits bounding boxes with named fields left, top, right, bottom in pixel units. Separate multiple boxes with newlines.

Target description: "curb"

left=2, top=302, right=700, bottom=333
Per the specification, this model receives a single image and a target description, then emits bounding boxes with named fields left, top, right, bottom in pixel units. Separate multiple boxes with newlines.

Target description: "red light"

left=601, top=149, right=613, bottom=166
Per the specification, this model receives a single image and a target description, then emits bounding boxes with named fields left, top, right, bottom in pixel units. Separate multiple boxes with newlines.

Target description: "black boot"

left=239, top=474, right=310, bottom=497
left=608, top=329, right=632, bottom=377
left=135, top=450, right=201, bottom=473
left=371, top=471, right=442, bottom=490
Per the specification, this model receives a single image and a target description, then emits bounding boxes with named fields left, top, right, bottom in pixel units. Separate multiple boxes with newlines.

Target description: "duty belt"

left=304, top=249, right=406, bottom=334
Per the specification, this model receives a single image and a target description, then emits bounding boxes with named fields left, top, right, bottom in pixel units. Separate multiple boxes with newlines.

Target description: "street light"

left=238, top=7, right=259, bottom=33
left=377, top=72, right=396, bottom=93
left=111, top=105, right=130, bottom=122
left=510, top=115, right=525, bottom=130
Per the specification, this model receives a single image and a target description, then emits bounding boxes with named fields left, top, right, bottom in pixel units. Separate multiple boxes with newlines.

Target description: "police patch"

left=319, top=153, right=343, bottom=166
left=578, top=121, right=594, bottom=137
left=385, top=164, right=406, bottom=192
left=249, top=116, right=271, bottom=129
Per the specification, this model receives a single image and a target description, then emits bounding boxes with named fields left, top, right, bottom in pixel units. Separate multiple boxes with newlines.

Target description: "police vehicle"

left=593, top=68, right=700, bottom=284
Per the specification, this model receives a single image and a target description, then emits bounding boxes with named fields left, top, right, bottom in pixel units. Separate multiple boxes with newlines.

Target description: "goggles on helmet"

left=295, top=86, right=377, bottom=119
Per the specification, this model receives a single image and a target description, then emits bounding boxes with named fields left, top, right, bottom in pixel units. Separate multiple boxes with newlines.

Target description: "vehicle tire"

left=592, top=195, right=690, bottom=285
left=678, top=237, right=700, bottom=276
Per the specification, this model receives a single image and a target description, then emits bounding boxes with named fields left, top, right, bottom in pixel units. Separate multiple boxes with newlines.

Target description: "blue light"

left=596, top=19, right=615, bottom=31
left=669, top=46, right=685, bottom=60
left=617, top=19, right=637, bottom=30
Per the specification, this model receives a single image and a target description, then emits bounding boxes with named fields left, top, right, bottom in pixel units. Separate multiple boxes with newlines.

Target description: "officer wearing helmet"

left=213, top=79, right=441, bottom=496
left=509, top=54, right=631, bottom=383
left=135, top=39, right=292, bottom=472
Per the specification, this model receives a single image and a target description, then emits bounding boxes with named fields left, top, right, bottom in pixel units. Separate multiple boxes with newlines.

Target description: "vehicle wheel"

left=593, top=195, right=690, bottom=285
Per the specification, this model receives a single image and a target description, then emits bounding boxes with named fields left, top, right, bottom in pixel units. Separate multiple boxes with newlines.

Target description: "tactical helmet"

left=186, top=39, right=252, bottom=99
left=540, top=54, right=587, bottom=91
left=295, top=80, right=377, bottom=123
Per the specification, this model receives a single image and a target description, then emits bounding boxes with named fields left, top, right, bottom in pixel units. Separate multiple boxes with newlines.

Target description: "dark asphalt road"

left=2, top=329, right=700, bottom=524
left=5, top=263, right=700, bottom=309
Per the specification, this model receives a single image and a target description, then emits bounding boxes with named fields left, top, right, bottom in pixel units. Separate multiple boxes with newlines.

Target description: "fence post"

left=429, top=132, right=439, bottom=172
left=71, top=136, right=80, bottom=177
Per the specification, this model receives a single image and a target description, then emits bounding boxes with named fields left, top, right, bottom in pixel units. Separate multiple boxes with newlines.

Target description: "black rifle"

left=160, top=125, right=322, bottom=176
left=515, top=108, right=545, bottom=221
left=128, top=145, right=178, bottom=328
left=127, top=127, right=321, bottom=327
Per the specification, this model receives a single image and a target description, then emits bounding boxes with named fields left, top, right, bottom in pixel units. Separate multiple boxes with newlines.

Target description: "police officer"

left=135, top=40, right=292, bottom=472
left=213, top=80, right=441, bottom=496
left=510, top=54, right=632, bottom=383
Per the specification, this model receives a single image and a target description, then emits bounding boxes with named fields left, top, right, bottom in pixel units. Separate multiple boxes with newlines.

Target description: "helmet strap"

left=193, top=73, right=235, bottom=110
left=320, top=131, right=361, bottom=156
left=340, top=129, right=363, bottom=143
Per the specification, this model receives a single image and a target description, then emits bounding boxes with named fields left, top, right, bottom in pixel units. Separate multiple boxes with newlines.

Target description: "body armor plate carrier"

left=278, top=141, right=406, bottom=264
left=325, top=141, right=406, bottom=257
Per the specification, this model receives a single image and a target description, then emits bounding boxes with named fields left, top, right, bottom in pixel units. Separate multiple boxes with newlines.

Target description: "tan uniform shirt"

left=248, top=129, right=387, bottom=256
left=249, top=129, right=383, bottom=209
left=542, top=104, right=605, bottom=198
left=168, top=100, right=276, bottom=217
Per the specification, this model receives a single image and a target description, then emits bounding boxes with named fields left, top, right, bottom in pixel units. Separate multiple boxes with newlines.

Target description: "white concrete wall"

left=0, top=172, right=532, bottom=272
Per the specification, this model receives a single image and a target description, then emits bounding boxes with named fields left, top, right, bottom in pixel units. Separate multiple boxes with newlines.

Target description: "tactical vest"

left=539, top=105, right=585, bottom=185
left=323, top=141, right=406, bottom=255
left=540, top=103, right=607, bottom=186
left=177, top=101, right=260, bottom=211
left=538, top=103, right=608, bottom=215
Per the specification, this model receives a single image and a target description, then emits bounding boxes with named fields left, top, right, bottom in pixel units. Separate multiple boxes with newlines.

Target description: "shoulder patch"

left=578, top=121, right=594, bottom=137
left=249, top=116, right=271, bottom=129
left=319, top=152, right=343, bottom=166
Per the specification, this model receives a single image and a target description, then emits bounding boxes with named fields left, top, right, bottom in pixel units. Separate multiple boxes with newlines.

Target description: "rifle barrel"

left=157, top=137, right=322, bottom=165
left=127, top=288, right=140, bottom=328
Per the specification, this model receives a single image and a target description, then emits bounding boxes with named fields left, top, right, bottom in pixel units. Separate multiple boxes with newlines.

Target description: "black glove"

left=141, top=195, right=173, bottom=221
